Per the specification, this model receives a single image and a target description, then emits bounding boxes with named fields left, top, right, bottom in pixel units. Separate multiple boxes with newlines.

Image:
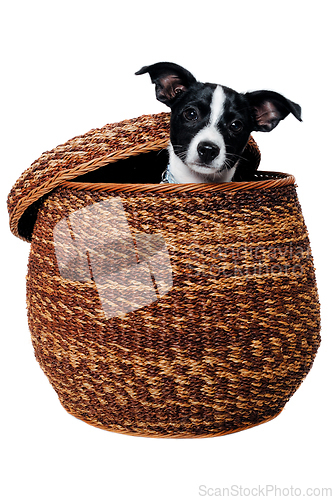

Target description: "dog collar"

left=161, top=165, right=177, bottom=184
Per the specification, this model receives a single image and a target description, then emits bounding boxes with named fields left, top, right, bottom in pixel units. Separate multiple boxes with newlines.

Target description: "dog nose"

left=197, top=142, right=220, bottom=163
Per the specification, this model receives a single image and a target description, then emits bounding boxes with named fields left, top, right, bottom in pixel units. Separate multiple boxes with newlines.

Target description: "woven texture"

left=27, top=182, right=320, bottom=437
left=7, top=112, right=261, bottom=242
left=8, top=112, right=320, bottom=437
left=7, top=113, right=170, bottom=241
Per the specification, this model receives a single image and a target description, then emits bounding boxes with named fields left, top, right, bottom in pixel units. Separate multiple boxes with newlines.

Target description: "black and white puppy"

left=136, top=62, right=302, bottom=183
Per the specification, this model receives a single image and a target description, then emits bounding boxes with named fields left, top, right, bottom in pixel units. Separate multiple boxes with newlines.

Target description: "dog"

left=135, top=62, right=302, bottom=183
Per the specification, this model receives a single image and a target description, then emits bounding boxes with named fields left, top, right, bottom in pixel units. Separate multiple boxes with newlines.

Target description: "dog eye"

left=229, top=120, right=243, bottom=133
left=183, top=108, right=198, bottom=121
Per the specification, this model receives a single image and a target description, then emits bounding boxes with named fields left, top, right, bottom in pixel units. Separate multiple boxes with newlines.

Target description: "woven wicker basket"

left=7, top=112, right=321, bottom=438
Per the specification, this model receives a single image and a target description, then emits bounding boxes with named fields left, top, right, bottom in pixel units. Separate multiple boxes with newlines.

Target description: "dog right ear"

left=135, top=62, right=197, bottom=107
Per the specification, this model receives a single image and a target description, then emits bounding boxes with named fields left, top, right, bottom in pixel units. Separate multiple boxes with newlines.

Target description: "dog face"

left=167, top=82, right=254, bottom=181
left=136, top=62, right=302, bottom=182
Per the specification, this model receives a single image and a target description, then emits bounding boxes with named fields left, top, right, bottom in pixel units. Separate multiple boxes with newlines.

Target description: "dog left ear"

left=135, top=62, right=197, bottom=107
left=245, top=90, right=302, bottom=132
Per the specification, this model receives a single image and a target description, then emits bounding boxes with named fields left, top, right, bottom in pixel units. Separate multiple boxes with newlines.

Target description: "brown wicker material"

left=8, top=113, right=320, bottom=438
left=7, top=112, right=260, bottom=242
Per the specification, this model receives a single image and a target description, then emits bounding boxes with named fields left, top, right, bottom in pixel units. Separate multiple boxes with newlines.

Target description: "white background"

left=1, top=1, right=332, bottom=499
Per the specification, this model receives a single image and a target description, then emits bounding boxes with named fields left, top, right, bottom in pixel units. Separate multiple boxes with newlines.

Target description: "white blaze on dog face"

left=186, top=85, right=227, bottom=174
left=209, top=84, right=226, bottom=126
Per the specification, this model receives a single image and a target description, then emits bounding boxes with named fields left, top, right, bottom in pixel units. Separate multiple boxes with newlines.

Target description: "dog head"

left=136, top=62, right=302, bottom=182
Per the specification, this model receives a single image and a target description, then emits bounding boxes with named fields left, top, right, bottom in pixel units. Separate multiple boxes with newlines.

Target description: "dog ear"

left=245, top=90, right=302, bottom=132
left=135, top=62, right=197, bottom=107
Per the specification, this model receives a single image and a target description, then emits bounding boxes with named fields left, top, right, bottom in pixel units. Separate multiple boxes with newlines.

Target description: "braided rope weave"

left=26, top=185, right=320, bottom=437
left=7, top=113, right=171, bottom=241
left=9, top=113, right=320, bottom=437
left=8, top=112, right=263, bottom=241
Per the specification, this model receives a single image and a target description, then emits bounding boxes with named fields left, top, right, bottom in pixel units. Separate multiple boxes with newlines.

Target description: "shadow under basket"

left=7, top=112, right=321, bottom=438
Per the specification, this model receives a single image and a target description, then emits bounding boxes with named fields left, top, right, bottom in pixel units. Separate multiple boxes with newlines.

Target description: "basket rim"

left=59, top=171, right=295, bottom=194
left=7, top=113, right=172, bottom=242
left=6, top=111, right=262, bottom=241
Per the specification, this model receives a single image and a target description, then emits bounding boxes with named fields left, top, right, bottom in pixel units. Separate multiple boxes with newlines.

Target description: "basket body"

left=26, top=179, right=320, bottom=437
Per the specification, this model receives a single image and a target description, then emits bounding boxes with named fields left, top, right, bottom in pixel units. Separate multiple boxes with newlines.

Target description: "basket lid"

left=7, top=112, right=261, bottom=242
